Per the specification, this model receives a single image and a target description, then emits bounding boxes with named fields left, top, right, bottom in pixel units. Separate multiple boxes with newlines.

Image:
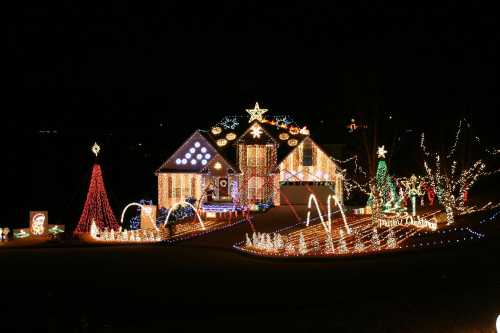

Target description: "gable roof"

left=155, top=130, right=238, bottom=174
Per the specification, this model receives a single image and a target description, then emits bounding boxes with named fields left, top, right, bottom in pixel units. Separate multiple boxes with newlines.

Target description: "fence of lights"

left=175, top=141, right=212, bottom=166
left=233, top=194, right=498, bottom=258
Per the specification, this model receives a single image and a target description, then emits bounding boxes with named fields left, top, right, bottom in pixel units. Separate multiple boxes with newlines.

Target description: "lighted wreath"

left=226, top=132, right=237, bottom=141
left=211, top=126, right=222, bottom=135
left=279, top=133, right=290, bottom=140
left=288, top=139, right=298, bottom=147
left=216, top=139, right=227, bottom=147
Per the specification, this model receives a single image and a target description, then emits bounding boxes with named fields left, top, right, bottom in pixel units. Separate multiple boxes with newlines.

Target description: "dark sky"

left=6, top=2, right=499, bottom=227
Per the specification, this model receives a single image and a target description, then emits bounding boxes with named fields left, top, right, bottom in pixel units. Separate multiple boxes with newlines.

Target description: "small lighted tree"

left=298, top=232, right=308, bottom=255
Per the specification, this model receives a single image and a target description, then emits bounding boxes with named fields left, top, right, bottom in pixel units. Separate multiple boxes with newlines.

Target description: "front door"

left=218, top=178, right=229, bottom=198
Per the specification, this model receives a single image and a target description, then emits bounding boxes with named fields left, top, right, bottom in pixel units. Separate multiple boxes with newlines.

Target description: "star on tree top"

left=377, top=145, right=388, bottom=159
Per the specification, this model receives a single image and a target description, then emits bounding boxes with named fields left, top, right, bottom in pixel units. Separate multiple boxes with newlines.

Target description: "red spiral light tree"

left=74, top=143, right=119, bottom=233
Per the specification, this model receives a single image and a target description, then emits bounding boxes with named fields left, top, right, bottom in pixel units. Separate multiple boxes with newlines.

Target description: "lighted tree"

left=75, top=144, right=119, bottom=233
left=325, top=234, right=335, bottom=254
left=420, top=119, right=497, bottom=224
left=298, top=232, right=308, bottom=255
left=386, top=229, right=397, bottom=249
left=338, top=229, right=348, bottom=254
left=371, top=228, right=381, bottom=250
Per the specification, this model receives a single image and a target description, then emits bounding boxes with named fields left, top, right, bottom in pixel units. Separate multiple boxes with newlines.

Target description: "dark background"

left=7, top=2, right=499, bottom=229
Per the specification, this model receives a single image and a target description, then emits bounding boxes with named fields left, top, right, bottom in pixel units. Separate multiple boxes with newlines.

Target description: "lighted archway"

left=306, top=194, right=331, bottom=233
left=306, top=193, right=351, bottom=235
left=120, top=203, right=158, bottom=231
left=327, top=194, right=351, bottom=234
left=164, top=201, right=205, bottom=230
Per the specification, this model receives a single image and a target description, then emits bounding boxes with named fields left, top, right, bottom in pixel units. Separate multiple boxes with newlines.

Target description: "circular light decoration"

left=216, top=139, right=227, bottom=147
left=182, top=158, right=187, bottom=165
left=175, top=158, right=181, bottom=165
left=288, top=139, right=298, bottom=147
left=214, top=162, right=222, bottom=170
left=205, top=153, right=211, bottom=159
left=196, top=154, right=203, bottom=160
left=220, top=179, right=227, bottom=187
left=211, top=126, right=222, bottom=135
left=279, top=133, right=289, bottom=141
left=226, top=132, right=237, bottom=141
left=201, top=147, right=207, bottom=153
left=185, top=153, right=192, bottom=159
left=189, top=147, right=196, bottom=154
left=289, top=127, right=300, bottom=135
left=191, top=159, right=197, bottom=165
left=194, top=141, right=200, bottom=148
left=201, top=159, right=207, bottom=165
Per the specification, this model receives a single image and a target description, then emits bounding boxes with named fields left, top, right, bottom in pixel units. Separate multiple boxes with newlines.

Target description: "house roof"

left=156, top=112, right=340, bottom=174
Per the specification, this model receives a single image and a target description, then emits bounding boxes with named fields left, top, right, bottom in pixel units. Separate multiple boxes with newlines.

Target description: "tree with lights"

left=371, top=228, right=381, bottom=250
left=338, top=229, right=348, bottom=254
left=245, top=233, right=252, bottom=247
left=386, top=229, right=397, bottom=249
left=325, top=234, right=335, bottom=254
left=285, top=241, right=295, bottom=255
left=420, top=119, right=498, bottom=224
left=75, top=143, right=120, bottom=234
left=298, top=232, right=308, bottom=255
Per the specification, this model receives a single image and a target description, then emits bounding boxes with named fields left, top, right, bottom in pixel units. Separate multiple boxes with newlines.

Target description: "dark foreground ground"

left=1, top=207, right=499, bottom=333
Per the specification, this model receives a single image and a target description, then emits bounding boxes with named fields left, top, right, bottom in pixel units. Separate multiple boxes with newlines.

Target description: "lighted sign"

left=30, top=211, right=48, bottom=236
left=226, top=132, right=237, bottom=141
left=279, top=133, right=289, bottom=141
left=140, top=205, right=157, bottom=230
left=216, top=139, right=227, bottom=147
left=211, top=126, right=222, bottom=135
left=287, top=139, right=298, bottom=147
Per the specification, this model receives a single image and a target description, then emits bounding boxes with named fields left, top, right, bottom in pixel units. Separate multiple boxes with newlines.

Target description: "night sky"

left=7, top=2, right=499, bottom=228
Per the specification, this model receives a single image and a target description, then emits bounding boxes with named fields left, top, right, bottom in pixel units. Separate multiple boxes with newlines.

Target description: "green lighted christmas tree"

left=367, top=146, right=403, bottom=214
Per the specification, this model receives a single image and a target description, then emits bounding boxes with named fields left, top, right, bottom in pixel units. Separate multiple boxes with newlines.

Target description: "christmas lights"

left=246, top=102, right=268, bottom=123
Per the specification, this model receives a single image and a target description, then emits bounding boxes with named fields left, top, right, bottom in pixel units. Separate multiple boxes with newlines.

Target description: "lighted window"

left=303, top=140, right=313, bottom=166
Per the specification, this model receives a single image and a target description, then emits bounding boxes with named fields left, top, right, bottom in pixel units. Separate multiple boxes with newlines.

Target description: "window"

left=303, top=140, right=313, bottom=166
left=247, top=145, right=266, bottom=167
left=248, top=177, right=264, bottom=201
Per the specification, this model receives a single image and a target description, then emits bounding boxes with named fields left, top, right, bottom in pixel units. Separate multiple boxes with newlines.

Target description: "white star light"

left=246, top=102, right=268, bottom=123
left=250, top=125, right=263, bottom=138
left=377, top=145, right=388, bottom=159
left=92, top=143, right=101, bottom=157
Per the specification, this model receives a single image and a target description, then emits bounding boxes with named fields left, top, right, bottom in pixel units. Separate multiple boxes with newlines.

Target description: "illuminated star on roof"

left=377, top=145, right=388, bottom=159
left=92, top=143, right=101, bottom=157
left=246, top=102, right=268, bottom=123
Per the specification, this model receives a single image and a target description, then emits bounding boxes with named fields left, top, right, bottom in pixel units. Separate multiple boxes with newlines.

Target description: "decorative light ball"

left=289, top=127, right=300, bottom=135
left=201, top=159, right=207, bottom=165
left=196, top=154, right=203, bottom=160
left=226, top=132, right=237, bottom=141
left=194, top=141, right=200, bottom=148
left=189, top=148, right=196, bottom=154
left=205, top=153, right=211, bottom=159
left=191, top=159, right=197, bottom=165
left=288, top=139, right=298, bottom=147
left=216, top=139, right=227, bottom=147
left=182, top=159, right=187, bottom=164
left=175, top=158, right=181, bottom=165
left=201, top=147, right=207, bottom=153
left=185, top=153, right=192, bottom=159
left=211, top=126, right=222, bottom=135
left=214, top=162, right=222, bottom=170
left=279, top=133, right=289, bottom=140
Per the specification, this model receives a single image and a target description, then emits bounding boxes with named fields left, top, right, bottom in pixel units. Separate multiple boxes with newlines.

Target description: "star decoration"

left=246, top=102, right=268, bottom=123
left=250, top=125, right=263, bottom=138
left=92, top=143, right=101, bottom=157
left=377, top=145, right=388, bottom=159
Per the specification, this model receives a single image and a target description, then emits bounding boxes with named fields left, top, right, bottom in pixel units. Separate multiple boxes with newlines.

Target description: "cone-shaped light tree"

left=74, top=143, right=119, bottom=233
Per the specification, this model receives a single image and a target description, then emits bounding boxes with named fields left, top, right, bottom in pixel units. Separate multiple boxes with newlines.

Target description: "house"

left=155, top=103, right=343, bottom=212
